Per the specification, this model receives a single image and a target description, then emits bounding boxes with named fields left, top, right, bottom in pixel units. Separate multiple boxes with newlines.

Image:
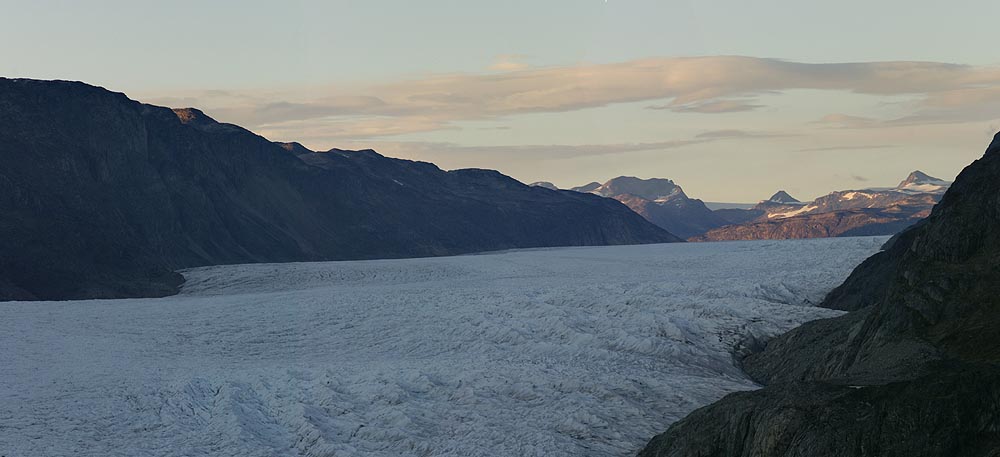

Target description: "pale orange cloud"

left=138, top=56, right=1000, bottom=140
left=488, top=54, right=531, bottom=72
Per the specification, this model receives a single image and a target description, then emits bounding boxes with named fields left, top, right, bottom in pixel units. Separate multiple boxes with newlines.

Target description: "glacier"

left=0, top=237, right=886, bottom=456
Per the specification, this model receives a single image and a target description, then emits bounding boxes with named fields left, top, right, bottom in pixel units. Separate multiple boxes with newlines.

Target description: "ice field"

left=0, top=237, right=887, bottom=456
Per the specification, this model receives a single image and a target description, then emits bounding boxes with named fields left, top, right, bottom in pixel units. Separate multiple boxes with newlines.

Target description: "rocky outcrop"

left=639, top=363, right=1000, bottom=457
left=0, top=78, right=678, bottom=301
left=640, top=133, right=1000, bottom=456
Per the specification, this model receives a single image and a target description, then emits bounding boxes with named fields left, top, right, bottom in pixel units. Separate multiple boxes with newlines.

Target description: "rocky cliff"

left=0, top=78, right=678, bottom=301
left=639, top=133, right=1000, bottom=456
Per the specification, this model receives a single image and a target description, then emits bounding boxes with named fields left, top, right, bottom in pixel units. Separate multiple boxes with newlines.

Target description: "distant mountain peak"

left=529, top=181, right=558, bottom=190
left=572, top=182, right=602, bottom=193
left=897, top=170, right=942, bottom=187
left=589, top=176, right=685, bottom=201
left=894, top=170, right=951, bottom=194
left=768, top=190, right=800, bottom=203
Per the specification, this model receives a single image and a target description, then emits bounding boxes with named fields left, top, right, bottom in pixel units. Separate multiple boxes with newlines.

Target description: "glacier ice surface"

left=0, top=237, right=887, bottom=456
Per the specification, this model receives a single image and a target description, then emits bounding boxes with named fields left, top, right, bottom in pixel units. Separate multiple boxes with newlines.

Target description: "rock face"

left=0, top=78, right=678, bottom=301
left=639, top=133, right=1000, bottom=457
left=640, top=364, right=1000, bottom=457
left=697, top=173, right=948, bottom=241
left=570, top=177, right=729, bottom=239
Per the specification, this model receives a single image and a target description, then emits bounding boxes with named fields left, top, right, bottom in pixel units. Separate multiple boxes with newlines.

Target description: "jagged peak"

left=898, top=170, right=941, bottom=186
left=767, top=190, right=800, bottom=203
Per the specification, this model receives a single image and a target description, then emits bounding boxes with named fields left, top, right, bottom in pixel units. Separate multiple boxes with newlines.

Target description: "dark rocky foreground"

left=0, top=78, right=678, bottom=301
left=639, top=133, right=1000, bottom=457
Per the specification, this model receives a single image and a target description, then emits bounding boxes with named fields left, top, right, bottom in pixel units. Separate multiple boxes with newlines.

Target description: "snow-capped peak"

left=895, top=171, right=951, bottom=194
left=898, top=171, right=940, bottom=187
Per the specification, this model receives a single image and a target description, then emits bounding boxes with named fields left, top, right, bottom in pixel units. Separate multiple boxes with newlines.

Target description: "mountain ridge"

left=696, top=171, right=950, bottom=241
left=0, top=78, right=679, bottom=301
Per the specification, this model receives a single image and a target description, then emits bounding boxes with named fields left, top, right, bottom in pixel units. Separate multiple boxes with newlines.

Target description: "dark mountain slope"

left=639, top=133, right=1000, bottom=457
left=0, top=78, right=676, bottom=301
left=745, top=133, right=1000, bottom=384
left=693, top=206, right=930, bottom=242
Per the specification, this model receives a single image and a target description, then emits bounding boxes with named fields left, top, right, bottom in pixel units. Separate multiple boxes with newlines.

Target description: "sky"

left=3, top=0, right=1000, bottom=202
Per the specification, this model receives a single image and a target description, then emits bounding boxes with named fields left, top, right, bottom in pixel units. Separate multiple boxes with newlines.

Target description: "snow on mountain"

left=0, top=238, right=886, bottom=457
left=752, top=171, right=951, bottom=221
left=700, top=172, right=951, bottom=241
left=767, top=204, right=817, bottom=219
left=529, top=181, right=559, bottom=190
left=893, top=170, right=951, bottom=195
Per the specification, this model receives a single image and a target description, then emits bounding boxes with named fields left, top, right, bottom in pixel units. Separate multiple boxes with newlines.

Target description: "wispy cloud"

left=796, top=144, right=896, bottom=152
left=314, top=138, right=710, bottom=160
left=138, top=56, right=1000, bottom=141
left=307, top=127, right=794, bottom=163
left=652, top=99, right=764, bottom=113
left=488, top=54, right=531, bottom=72
left=695, top=129, right=788, bottom=139
left=814, top=113, right=879, bottom=129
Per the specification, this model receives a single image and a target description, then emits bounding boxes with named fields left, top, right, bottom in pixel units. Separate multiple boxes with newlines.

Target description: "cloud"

left=256, top=116, right=453, bottom=141
left=300, top=127, right=798, bottom=162
left=139, top=56, right=1000, bottom=141
left=696, top=129, right=754, bottom=139
left=322, top=138, right=711, bottom=162
left=814, top=113, right=880, bottom=129
left=694, top=129, right=787, bottom=139
left=796, top=144, right=896, bottom=152
left=852, top=175, right=870, bottom=182
left=488, top=54, right=531, bottom=72
left=652, top=99, right=764, bottom=113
